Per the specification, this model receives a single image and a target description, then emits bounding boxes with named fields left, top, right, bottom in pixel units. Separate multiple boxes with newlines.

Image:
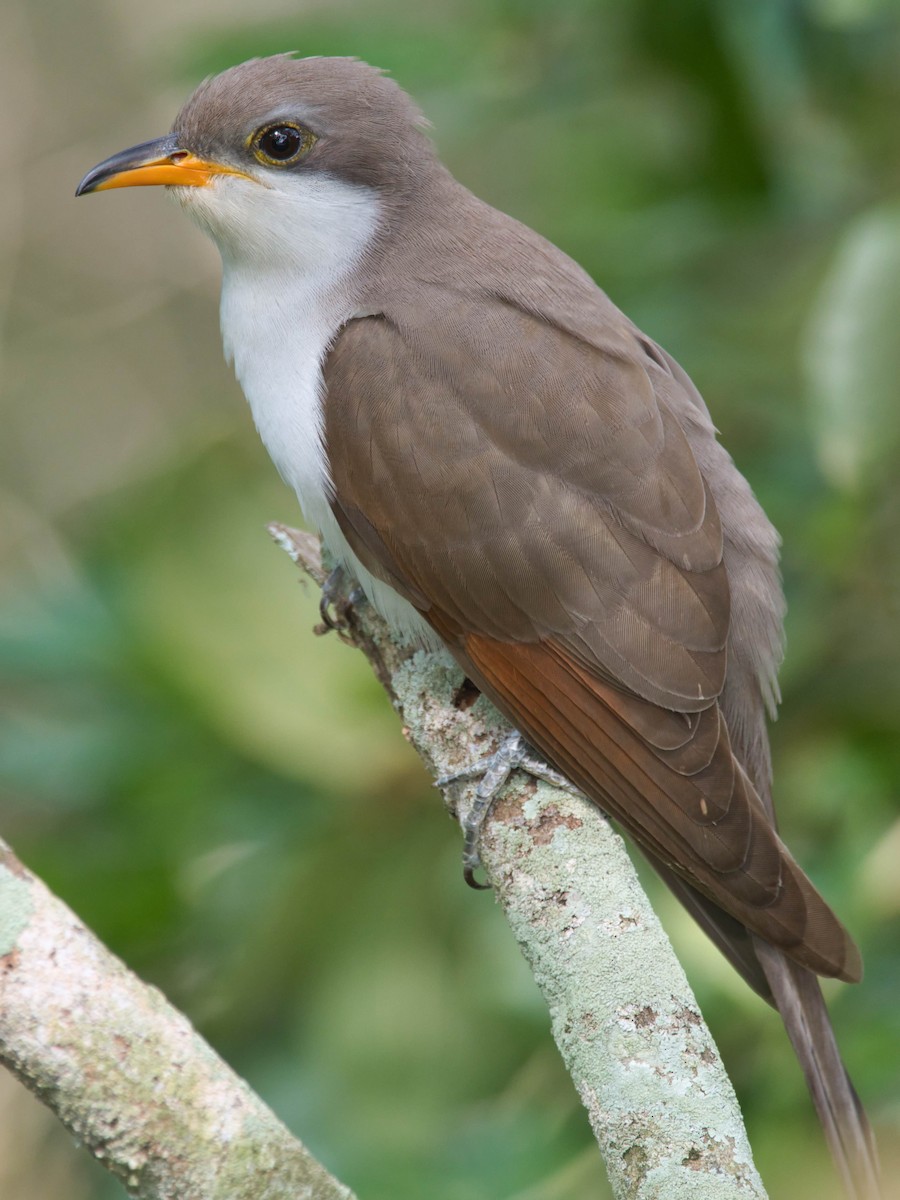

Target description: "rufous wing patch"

left=458, top=630, right=861, bottom=984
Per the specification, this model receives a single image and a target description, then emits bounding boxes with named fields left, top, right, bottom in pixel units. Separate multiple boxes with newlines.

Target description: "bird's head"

left=76, top=55, right=433, bottom=271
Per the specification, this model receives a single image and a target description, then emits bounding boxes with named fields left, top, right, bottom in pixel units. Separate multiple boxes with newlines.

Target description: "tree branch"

left=0, top=517, right=770, bottom=1200
left=0, top=838, right=355, bottom=1200
left=271, top=523, right=769, bottom=1200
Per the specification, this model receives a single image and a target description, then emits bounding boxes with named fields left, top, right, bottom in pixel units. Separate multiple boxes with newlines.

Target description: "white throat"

left=205, top=173, right=378, bottom=522
left=179, top=171, right=439, bottom=644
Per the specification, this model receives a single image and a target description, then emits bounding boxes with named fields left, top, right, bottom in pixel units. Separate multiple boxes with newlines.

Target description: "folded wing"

left=322, top=301, right=860, bottom=983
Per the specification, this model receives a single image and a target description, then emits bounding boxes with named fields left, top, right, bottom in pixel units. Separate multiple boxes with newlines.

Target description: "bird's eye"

left=252, top=123, right=315, bottom=166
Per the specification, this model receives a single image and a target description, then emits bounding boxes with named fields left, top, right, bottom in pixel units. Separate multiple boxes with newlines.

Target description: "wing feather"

left=322, top=302, right=859, bottom=984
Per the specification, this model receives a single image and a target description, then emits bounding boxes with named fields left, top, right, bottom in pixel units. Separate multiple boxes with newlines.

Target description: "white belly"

left=219, top=262, right=440, bottom=647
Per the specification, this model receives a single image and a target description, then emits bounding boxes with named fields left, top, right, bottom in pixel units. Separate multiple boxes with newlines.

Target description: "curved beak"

left=76, top=134, right=251, bottom=196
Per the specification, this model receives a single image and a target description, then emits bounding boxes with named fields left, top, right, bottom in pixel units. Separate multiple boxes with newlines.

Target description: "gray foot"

left=436, top=731, right=578, bottom=888
left=319, top=566, right=365, bottom=632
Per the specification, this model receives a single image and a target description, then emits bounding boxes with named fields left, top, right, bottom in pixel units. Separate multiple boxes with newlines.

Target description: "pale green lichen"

left=274, top=529, right=769, bottom=1200
left=210, top=1111, right=354, bottom=1200
left=0, top=858, right=33, bottom=956
left=0, top=828, right=357, bottom=1200
left=481, top=786, right=764, bottom=1198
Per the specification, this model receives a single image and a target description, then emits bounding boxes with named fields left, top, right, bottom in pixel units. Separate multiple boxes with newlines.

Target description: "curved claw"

left=463, top=825, right=492, bottom=890
left=319, top=593, right=342, bottom=631
left=318, top=567, right=365, bottom=633
left=464, top=862, right=492, bottom=890
left=318, top=565, right=347, bottom=631
left=438, top=731, right=581, bottom=889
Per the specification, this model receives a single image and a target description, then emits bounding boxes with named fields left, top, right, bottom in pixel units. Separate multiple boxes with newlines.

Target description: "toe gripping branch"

left=318, top=565, right=365, bottom=635
left=313, top=566, right=580, bottom=891
left=436, top=731, right=579, bottom=889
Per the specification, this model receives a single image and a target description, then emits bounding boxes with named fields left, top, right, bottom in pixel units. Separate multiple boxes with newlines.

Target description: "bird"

left=76, top=54, right=879, bottom=1197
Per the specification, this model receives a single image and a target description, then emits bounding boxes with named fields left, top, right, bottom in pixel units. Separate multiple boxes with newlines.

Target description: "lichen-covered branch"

left=0, top=840, right=355, bottom=1200
left=0, top=517, right=769, bottom=1200
left=271, top=523, right=768, bottom=1200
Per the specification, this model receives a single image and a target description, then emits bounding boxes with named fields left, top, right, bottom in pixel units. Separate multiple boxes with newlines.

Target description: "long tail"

left=753, top=938, right=880, bottom=1200
left=447, top=630, right=880, bottom=1195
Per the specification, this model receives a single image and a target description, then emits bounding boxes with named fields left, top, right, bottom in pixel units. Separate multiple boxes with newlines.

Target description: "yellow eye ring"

left=251, top=123, right=316, bottom=167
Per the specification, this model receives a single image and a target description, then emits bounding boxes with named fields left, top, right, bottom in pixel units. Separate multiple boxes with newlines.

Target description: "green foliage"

left=2, top=0, right=899, bottom=1196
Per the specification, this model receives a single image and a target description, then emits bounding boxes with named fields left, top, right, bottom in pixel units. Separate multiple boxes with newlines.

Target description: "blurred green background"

left=1, top=0, right=899, bottom=1196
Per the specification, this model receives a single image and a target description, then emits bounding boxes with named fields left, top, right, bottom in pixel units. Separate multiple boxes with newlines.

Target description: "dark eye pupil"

left=260, top=126, right=303, bottom=160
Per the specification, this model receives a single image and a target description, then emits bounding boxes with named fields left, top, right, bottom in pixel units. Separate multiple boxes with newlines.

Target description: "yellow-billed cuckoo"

left=76, top=55, right=880, bottom=1196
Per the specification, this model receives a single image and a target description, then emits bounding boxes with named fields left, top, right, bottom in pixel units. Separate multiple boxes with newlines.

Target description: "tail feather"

left=644, top=849, right=775, bottom=1002
left=753, top=938, right=880, bottom=1200
left=443, top=630, right=880, bottom=1197
left=647, top=857, right=880, bottom=1199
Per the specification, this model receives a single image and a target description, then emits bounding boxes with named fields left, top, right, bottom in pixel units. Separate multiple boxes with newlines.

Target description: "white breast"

left=208, top=174, right=439, bottom=646
left=220, top=260, right=336, bottom=525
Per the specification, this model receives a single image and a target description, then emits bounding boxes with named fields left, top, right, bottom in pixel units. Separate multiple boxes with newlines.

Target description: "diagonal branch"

left=270, top=523, right=769, bottom=1200
left=0, top=519, right=769, bottom=1200
left=0, top=838, right=356, bottom=1200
